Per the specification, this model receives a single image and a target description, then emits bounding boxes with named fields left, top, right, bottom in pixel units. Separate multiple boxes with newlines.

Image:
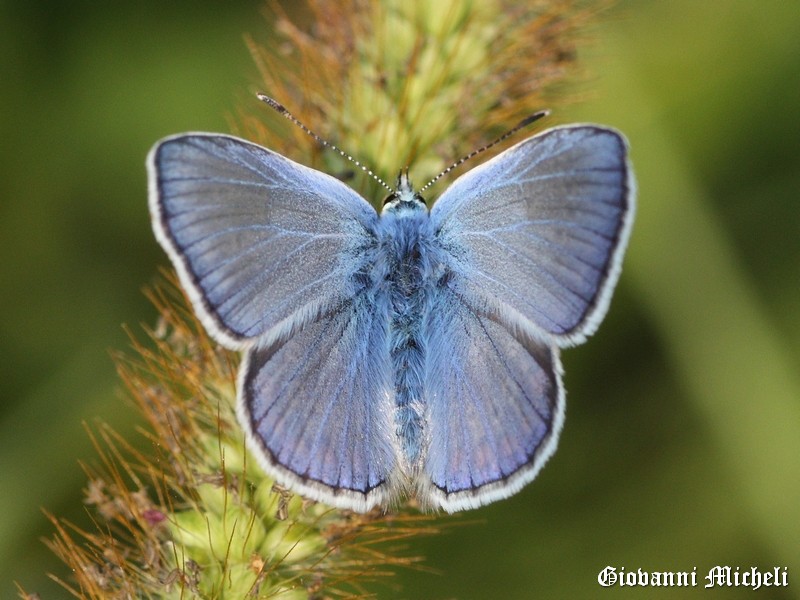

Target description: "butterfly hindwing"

left=430, top=125, right=634, bottom=345
left=239, top=293, right=396, bottom=512
left=420, top=282, right=564, bottom=512
left=148, top=133, right=379, bottom=349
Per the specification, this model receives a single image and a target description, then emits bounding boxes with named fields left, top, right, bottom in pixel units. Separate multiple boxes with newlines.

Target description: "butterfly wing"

left=148, top=133, right=379, bottom=349
left=239, top=293, right=396, bottom=512
left=430, top=125, right=635, bottom=345
left=420, top=283, right=564, bottom=512
left=420, top=125, right=633, bottom=511
left=149, top=134, right=396, bottom=510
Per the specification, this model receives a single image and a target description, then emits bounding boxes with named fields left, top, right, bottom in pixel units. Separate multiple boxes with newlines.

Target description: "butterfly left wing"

left=429, top=125, right=634, bottom=345
left=149, top=134, right=397, bottom=511
left=239, top=292, right=397, bottom=513
left=419, top=283, right=564, bottom=512
left=148, top=133, right=378, bottom=349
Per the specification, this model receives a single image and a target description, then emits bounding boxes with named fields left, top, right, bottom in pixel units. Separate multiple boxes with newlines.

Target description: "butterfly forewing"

left=148, top=134, right=379, bottom=348
left=430, top=126, right=634, bottom=345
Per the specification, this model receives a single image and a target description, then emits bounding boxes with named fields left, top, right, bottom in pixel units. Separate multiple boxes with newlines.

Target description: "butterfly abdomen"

left=379, top=206, right=434, bottom=471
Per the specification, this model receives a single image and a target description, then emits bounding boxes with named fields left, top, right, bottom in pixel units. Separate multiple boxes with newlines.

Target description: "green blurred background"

left=2, top=1, right=798, bottom=598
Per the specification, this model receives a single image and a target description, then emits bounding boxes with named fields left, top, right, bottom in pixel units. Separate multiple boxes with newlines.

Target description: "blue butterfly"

left=147, top=109, right=635, bottom=513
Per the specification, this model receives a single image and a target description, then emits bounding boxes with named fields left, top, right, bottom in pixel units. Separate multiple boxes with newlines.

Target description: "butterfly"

left=147, top=104, right=635, bottom=513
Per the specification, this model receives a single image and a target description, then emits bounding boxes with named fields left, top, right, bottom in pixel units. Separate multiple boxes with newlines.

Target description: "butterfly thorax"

left=378, top=193, right=434, bottom=471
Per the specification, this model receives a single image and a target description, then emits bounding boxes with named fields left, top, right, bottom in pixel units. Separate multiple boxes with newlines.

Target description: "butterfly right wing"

left=429, top=126, right=634, bottom=346
left=418, top=125, right=631, bottom=511
left=148, top=133, right=379, bottom=349
left=420, top=279, right=564, bottom=513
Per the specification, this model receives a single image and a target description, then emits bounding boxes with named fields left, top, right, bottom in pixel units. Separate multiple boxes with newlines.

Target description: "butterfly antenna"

left=418, top=110, right=550, bottom=194
left=257, top=93, right=393, bottom=193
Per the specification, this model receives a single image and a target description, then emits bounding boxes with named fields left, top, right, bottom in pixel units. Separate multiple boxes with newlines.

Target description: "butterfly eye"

left=382, top=192, right=399, bottom=207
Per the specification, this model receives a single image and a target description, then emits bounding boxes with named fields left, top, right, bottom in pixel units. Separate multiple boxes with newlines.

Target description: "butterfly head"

left=381, top=169, right=427, bottom=214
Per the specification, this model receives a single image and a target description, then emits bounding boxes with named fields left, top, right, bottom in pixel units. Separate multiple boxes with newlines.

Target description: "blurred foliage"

left=2, top=0, right=798, bottom=598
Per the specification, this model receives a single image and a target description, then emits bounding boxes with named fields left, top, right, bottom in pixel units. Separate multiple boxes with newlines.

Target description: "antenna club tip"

left=519, top=110, right=550, bottom=128
left=257, top=93, right=287, bottom=114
